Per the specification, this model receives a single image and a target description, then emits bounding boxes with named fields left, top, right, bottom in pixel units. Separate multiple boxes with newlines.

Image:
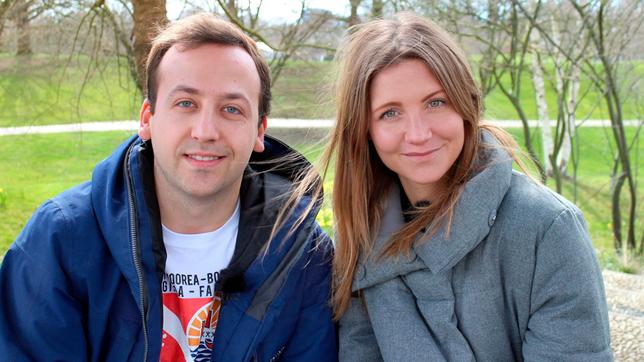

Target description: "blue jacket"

left=0, top=135, right=337, bottom=361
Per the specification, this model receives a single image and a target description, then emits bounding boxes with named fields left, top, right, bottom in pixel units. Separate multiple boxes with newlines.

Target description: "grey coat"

left=339, top=135, right=612, bottom=362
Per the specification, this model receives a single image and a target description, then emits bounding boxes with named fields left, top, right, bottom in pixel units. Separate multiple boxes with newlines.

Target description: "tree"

left=372, top=0, right=383, bottom=18
left=528, top=2, right=592, bottom=195
left=62, top=0, right=167, bottom=92
left=216, top=0, right=335, bottom=84
left=14, top=0, right=31, bottom=55
left=348, top=0, right=361, bottom=27
left=131, top=0, right=168, bottom=91
left=0, top=0, right=15, bottom=45
left=529, top=31, right=553, bottom=177
left=518, top=0, right=643, bottom=254
left=571, top=0, right=642, bottom=254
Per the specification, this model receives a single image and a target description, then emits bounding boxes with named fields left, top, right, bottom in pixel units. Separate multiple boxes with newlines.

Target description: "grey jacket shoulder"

left=499, top=171, right=586, bottom=233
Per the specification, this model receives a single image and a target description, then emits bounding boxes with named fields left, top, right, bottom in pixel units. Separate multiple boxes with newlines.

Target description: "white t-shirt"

left=159, top=201, right=239, bottom=362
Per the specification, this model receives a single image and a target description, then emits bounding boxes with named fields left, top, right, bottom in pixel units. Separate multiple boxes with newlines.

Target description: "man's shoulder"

left=14, top=181, right=97, bottom=248
left=48, top=181, right=96, bottom=224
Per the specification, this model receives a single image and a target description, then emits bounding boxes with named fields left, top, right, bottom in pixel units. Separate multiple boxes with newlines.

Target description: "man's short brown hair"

left=145, top=13, right=271, bottom=121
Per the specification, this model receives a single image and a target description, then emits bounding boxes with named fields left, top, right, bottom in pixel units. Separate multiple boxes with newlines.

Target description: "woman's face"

left=368, top=58, right=465, bottom=203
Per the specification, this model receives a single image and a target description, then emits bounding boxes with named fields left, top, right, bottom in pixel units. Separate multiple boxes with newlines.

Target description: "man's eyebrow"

left=166, top=85, right=200, bottom=99
left=219, top=92, right=252, bottom=106
left=165, top=88, right=251, bottom=105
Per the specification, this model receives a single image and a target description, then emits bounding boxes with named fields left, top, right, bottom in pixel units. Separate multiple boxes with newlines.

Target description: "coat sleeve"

left=281, top=226, right=338, bottom=362
left=0, top=200, right=88, bottom=360
left=522, top=207, right=612, bottom=361
left=338, top=292, right=384, bottom=362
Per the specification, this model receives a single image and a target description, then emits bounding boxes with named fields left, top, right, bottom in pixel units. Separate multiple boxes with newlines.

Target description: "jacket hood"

left=353, top=130, right=514, bottom=291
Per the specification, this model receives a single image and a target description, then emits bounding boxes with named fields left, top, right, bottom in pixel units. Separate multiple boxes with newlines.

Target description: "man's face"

left=139, top=43, right=265, bottom=205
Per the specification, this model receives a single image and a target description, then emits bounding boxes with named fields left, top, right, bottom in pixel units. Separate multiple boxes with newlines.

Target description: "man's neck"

left=157, top=188, right=240, bottom=234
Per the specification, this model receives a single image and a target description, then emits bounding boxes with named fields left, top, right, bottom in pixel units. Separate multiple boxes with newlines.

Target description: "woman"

left=315, top=12, right=611, bottom=361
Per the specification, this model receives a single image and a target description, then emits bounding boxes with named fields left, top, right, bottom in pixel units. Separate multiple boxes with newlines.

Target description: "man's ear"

left=138, top=99, right=152, bottom=141
left=253, top=116, right=267, bottom=153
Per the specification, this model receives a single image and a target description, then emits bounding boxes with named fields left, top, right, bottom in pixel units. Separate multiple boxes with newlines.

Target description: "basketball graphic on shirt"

left=160, top=292, right=223, bottom=362
left=187, top=298, right=221, bottom=350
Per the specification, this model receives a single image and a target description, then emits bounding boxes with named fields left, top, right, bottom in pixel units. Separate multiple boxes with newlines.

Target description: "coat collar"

left=353, top=131, right=513, bottom=291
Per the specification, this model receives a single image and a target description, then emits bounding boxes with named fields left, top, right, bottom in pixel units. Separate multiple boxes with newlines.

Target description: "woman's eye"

left=428, top=99, right=446, bottom=108
left=177, top=100, right=193, bottom=108
left=381, top=109, right=398, bottom=119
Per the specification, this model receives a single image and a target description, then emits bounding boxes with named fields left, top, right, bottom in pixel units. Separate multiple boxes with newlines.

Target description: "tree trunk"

left=494, top=70, right=547, bottom=182
left=131, top=0, right=168, bottom=93
left=0, top=0, right=12, bottom=47
left=15, top=0, right=31, bottom=56
left=530, top=41, right=552, bottom=176
left=349, top=0, right=361, bottom=27
left=0, top=20, right=5, bottom=49
left=558, top=64, right=579, bottom=173
left=226, top=0, right=238, bottom=20
left=372, top=0, right=383, bottom=18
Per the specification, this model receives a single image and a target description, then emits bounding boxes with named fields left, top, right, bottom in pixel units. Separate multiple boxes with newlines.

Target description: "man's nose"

left=191, top=109, right=220, bottom=142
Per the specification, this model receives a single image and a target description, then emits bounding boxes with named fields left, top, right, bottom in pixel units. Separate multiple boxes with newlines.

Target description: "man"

left=0, top=13, right=336, bottom=361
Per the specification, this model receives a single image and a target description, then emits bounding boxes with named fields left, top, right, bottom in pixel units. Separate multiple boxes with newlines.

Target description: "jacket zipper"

left=125, top=146, right=149, bottom=361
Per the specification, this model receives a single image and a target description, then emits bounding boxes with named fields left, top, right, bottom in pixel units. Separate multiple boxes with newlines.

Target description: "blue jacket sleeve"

left=282, top=226, right=338, bottom=362
left=523, top=208, right=612, bottom=361
left=0, top=200, right=88, bottom=360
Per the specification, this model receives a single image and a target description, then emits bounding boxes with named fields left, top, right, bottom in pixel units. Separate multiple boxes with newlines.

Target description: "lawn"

left=0, top=54, right=142, bottom=127
left=1, top=54, right=642, bottom=127
left=0, top=128, right=641, bottom=272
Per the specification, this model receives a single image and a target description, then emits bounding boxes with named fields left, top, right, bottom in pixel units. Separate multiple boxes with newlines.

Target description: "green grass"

left=271, top=60, right=336, bottom=119
left=0, top=53, right=142, bottom=127
left=0, top=131, right=134, bottom=253
left=0, top=128, right=641, bottom=273
left=0, top=54, right=642, bottom=127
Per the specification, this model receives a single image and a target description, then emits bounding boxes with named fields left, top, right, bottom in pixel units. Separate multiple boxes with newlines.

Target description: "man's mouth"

left=186, top=154, right=222, bottom=161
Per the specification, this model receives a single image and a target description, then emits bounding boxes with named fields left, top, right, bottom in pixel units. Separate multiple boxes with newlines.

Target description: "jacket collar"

left=353, top=131, right=513, bottom=291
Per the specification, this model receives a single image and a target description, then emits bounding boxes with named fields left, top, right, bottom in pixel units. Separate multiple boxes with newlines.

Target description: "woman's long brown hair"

left=277, top=12, right=534, bottom=320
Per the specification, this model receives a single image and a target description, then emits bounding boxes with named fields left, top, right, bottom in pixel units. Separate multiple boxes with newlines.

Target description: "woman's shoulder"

left=492, top=171, right=589, bottom=247
left=502, top=171, right=583, bottom=222
left=490, top=171, right=597, bottom=279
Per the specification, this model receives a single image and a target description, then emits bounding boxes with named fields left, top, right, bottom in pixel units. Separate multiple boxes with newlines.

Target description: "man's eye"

left=224, top=106, right=241, bottom=114
left=177, top=100, right=193, bottom=108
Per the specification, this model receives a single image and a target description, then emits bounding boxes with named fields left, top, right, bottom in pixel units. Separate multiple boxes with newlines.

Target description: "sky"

left=168, top=0, right=351, bottom=23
